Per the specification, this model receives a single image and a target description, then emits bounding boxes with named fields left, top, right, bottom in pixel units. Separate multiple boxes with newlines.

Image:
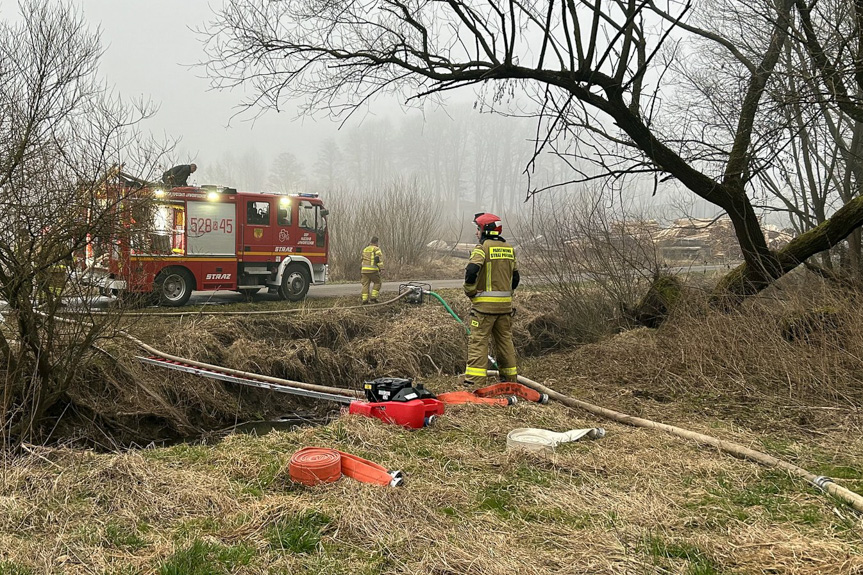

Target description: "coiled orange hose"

left=289, top=447, right=402, bottom=487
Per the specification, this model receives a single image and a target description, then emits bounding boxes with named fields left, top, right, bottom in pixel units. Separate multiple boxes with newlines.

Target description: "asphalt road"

left=178, top=263, right=727, bottom=306
left=185, top=278, right=466, bottom=306
left=40, top=263, right=729, bottom=309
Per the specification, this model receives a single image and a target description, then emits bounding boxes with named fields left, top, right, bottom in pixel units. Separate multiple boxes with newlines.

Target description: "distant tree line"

left=200, top=104, right=581, bottom=218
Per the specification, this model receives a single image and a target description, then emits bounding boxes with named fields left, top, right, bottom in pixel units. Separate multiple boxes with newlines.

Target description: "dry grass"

left=58, top=290, right=573, bottom=447
left=2, top=277, right=863, bottom=573
left=1, top=394, right=861, bottom=573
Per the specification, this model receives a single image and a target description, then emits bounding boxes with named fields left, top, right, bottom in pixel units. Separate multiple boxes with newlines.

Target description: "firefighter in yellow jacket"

left=361, top=236, right=384, bottom=304
left=463, top=213, right=519, bottom=386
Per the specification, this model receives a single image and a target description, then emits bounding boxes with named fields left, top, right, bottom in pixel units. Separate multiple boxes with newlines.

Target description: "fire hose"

left=506, top=427, right=605, bottom=452
left=507, top=372, right=863, bottom=514
left=418, top=286, right=863, bottom=512
left=48, top=289, right=863, bottom=512
left=125, top=331, right=362, bottom=399
left=289, top=447, right=403, bottom=487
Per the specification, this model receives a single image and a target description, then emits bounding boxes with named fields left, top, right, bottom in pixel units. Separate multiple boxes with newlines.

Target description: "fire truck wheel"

left=278, top=264, right=311, bottom=302
left=154, top=267, right=194, bottom=307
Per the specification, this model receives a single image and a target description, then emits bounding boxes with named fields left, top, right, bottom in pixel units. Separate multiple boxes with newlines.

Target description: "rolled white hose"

left=506, top=427, right=605, bottom=452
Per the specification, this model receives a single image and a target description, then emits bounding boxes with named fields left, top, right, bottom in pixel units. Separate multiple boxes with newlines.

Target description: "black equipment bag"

left=363, top=377, right=436, bottom=403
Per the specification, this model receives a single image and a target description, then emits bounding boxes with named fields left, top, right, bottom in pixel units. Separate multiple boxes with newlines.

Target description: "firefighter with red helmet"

left=463, top=213, right=520, bottom=386
left=360, top=236, right=384, bottom=304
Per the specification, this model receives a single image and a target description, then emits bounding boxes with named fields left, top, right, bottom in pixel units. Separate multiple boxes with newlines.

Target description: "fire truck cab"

left=93, top=185, right=329, bottom=306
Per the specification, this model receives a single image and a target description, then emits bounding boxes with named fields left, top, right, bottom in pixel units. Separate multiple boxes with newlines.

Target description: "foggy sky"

left=72, top=0, right=377, bottom=185
left=3, top=0, right=717, bottom=221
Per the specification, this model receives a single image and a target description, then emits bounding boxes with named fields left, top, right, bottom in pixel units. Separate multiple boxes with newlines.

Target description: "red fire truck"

left=89, top=184, right=329, bottom=306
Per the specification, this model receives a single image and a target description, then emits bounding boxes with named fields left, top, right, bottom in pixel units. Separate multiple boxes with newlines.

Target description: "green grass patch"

left=233, top=480, right=264, bottom=498
left=267, top=510, right=333, bottom=553
left=256, top=458, right=284, bottom=490
left=157, top=539, right=255, bottom=575
left=173, top=517, right=222, bottom=539
left=477, top=483, right=519, bottom=517
left=816, top=464, right=863, bottom=480
left=143, top=444, right=213, bottom=466
left=0, top=562, right=33, bottom=575
left=691, top=471, right=825, bottom=527
left=510, top=463, right=553, bottom=487
left=104, top=520, right=148, bottom=550
left=641, top=534, right=723, bottom=575
left=757, top=438, right=798, bottom=459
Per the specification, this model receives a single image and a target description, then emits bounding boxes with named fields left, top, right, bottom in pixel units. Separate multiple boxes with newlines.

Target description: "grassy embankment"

left=1, top=280, right=862, bottom=574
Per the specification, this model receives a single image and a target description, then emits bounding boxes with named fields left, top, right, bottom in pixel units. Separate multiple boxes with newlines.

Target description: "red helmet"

left=474, top=212, right=502, bottom=236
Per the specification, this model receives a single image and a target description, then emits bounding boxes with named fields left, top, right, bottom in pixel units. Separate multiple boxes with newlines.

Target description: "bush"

left=324, top=178, right=441, bottom=280
left=514, top=188, right=661, bottom=335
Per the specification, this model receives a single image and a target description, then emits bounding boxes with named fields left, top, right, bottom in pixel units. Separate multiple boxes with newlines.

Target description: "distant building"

left=653, top=217, right=793, bottom=262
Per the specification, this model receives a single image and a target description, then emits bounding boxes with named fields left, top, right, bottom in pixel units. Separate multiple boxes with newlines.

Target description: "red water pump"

left=348, top=377, right=445, bottom=429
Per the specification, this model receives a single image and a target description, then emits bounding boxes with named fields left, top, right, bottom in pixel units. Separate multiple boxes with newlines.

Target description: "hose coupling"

left=812, top=475, right=834, bottom=491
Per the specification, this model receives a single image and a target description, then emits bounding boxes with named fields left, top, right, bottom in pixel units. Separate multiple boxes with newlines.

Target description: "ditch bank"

left=53, top=291, right=578, bottom=447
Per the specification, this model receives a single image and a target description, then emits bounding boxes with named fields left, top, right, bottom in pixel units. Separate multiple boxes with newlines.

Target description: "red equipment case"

left=349, top=398, right=445, bottom=429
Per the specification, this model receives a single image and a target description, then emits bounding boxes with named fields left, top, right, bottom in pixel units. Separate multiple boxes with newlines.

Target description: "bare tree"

left=787, top=0, right=863, bottom=276
left=517, top=187, right=662, bottom=322
left=268, top=151, right=306, bottom=194
left=311, top=138, right=345, bottom=193
left=236, top=148, right=267, bottom=192
left=0, top=0, right=163, bottom=446
left=676, top=0, right=863, bottom=276
left=326, top=178, right=440, bottom=280
left=204, top=0, right=863, bottom=303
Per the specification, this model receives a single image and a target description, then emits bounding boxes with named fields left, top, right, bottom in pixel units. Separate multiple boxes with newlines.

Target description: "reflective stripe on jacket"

left=361, top=245, right=384, bottom=272
left=464, top=238, right=517, bottom=314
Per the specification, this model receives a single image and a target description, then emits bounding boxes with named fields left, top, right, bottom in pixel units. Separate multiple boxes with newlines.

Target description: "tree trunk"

left=848, top=228, right=861, bottom=276
left=713, top=194, right=863, bottom=304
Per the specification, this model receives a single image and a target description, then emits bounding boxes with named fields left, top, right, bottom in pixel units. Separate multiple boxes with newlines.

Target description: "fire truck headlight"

left=279, top=197, right=291, bottom=207
left=154, top=189, right=165, bottom=197
left=207, top=191, right=219, bottom=201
